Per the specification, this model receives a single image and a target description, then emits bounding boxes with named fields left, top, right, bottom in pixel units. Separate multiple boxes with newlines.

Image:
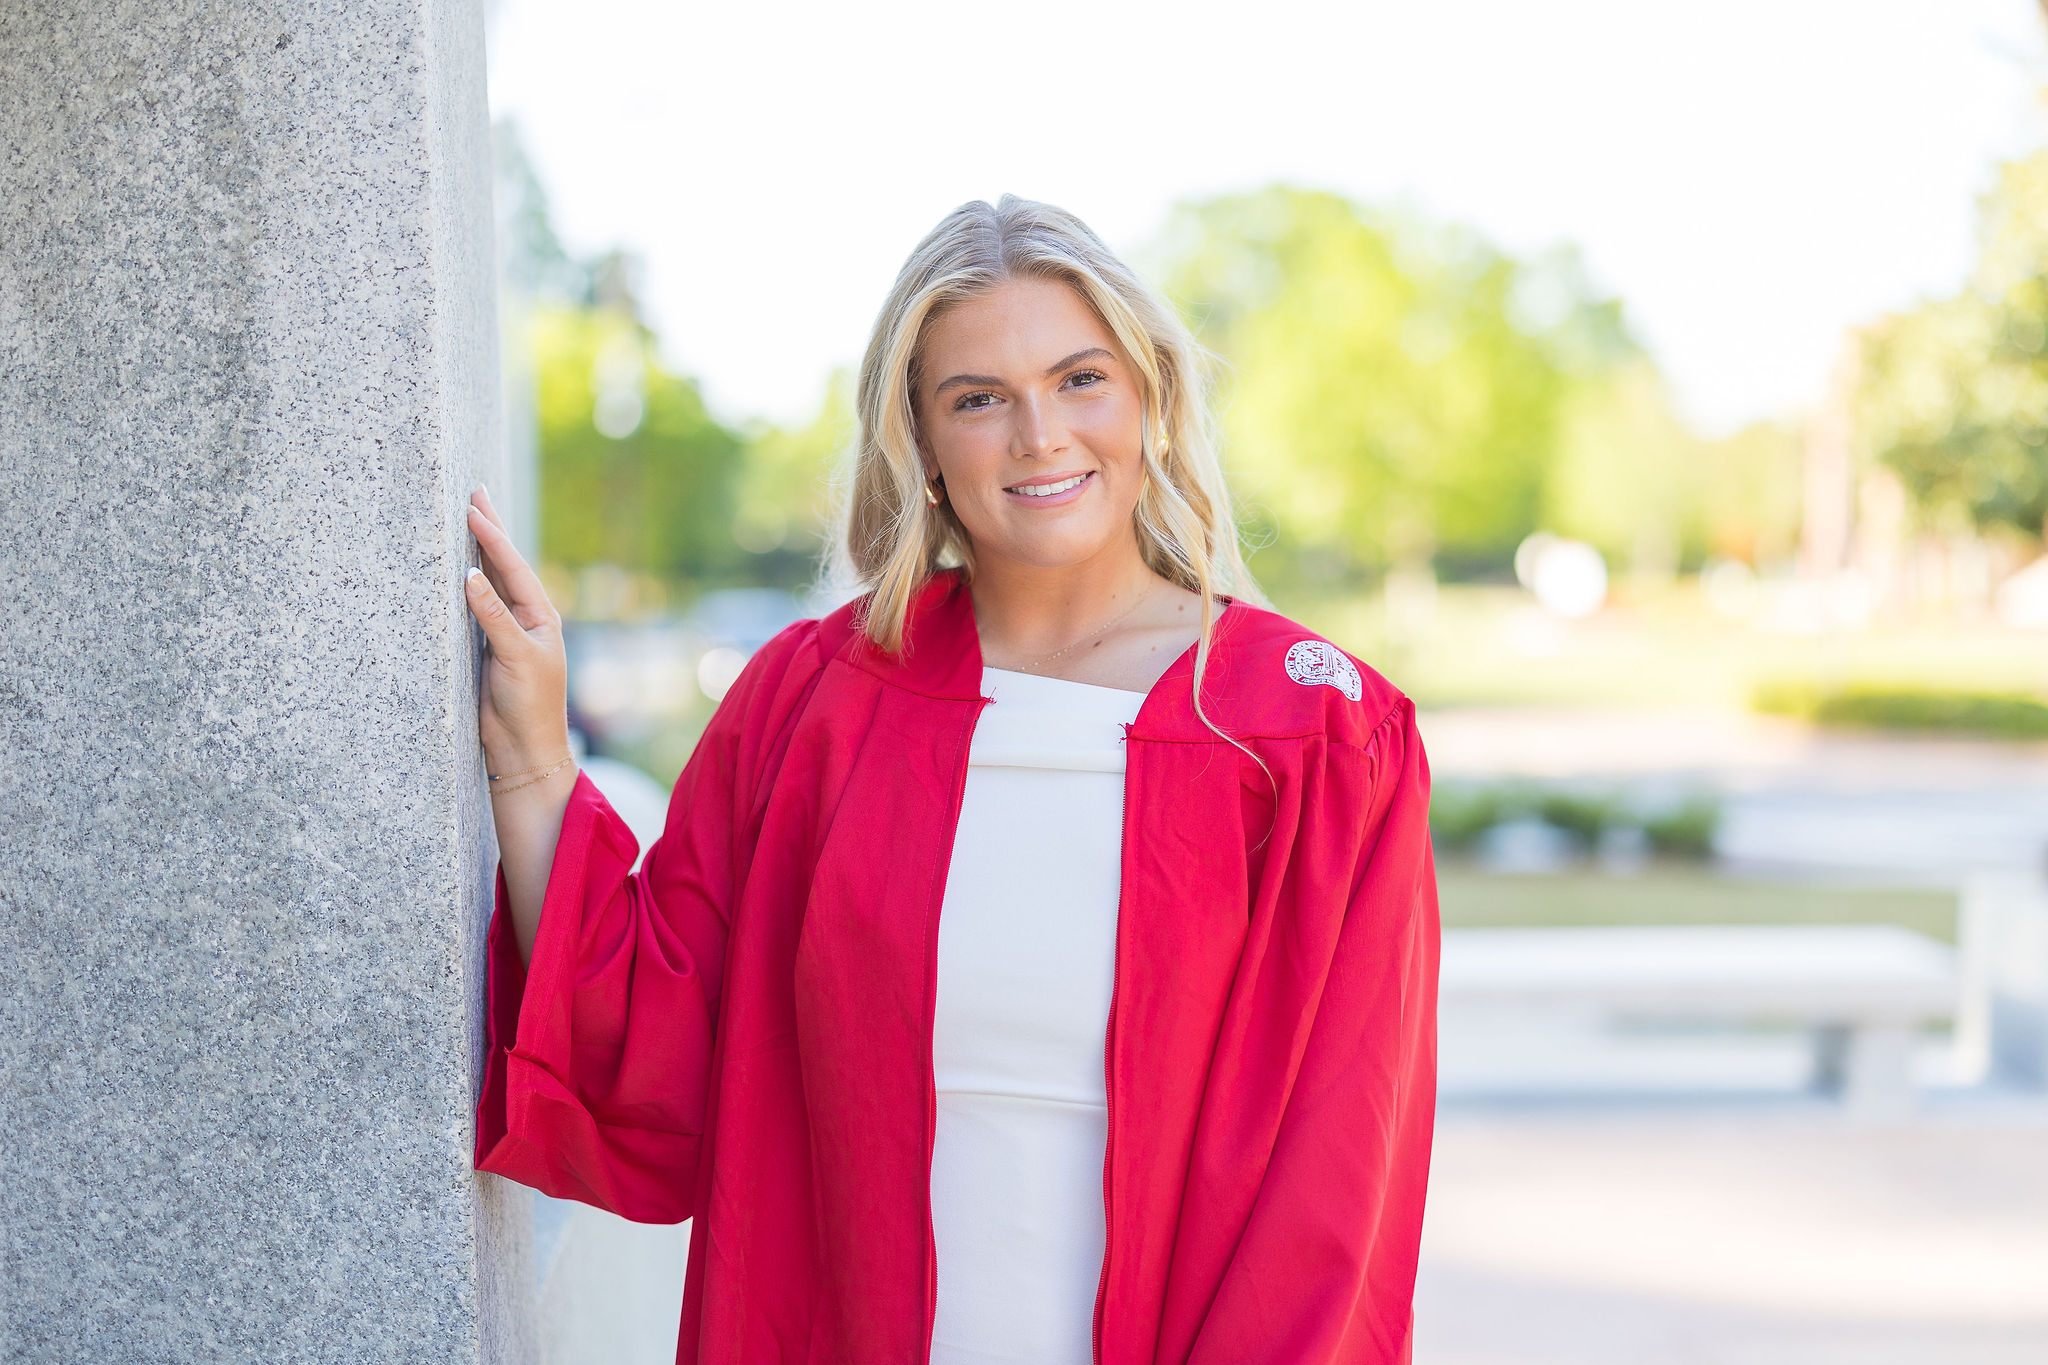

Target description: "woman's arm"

left=461, top=484, right=575, bottom=966
left=460, top=482, right=826, bottom=1222
left=1188, top=697, right=1441, bottom=1364
left=470, top=617, right=815, bottom=1221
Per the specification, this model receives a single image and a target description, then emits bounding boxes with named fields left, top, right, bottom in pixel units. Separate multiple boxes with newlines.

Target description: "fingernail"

left=477, top=481, right=490, bottom=499
left=466, top=567, right=485, bottom=589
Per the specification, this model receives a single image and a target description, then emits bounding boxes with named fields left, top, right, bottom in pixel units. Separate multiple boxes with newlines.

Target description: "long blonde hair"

left=820, top=193, right=1272, bottom=762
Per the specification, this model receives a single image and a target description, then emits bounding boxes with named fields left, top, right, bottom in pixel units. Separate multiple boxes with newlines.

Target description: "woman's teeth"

left=1008, top=473, right=1089, bottom=497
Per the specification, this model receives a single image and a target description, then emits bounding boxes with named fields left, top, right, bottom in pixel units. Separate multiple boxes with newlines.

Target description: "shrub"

left=1535, top=791, right=1623, bottom=845
left=1429, top=784, right=1509, bottom=852
left=1429, top=781, right=1720, bottom=861
left=1642, top=795, right=1720, bottom=858
left=1753, top=682, right=2048, bottom=739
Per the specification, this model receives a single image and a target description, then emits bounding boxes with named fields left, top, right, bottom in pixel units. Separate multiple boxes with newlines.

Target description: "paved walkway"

left=1416, top=1100, right=2048, bottom=1364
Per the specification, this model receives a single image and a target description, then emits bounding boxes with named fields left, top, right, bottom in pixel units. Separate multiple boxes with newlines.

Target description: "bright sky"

left=486, top=0, right=2048, bottom=438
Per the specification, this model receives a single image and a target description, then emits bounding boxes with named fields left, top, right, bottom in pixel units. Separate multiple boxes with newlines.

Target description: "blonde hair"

left=820, top=193, right=1273, bottom=767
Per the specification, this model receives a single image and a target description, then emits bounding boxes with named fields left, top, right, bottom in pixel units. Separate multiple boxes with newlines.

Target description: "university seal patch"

left=1284, top=638, right=1363, bottom=702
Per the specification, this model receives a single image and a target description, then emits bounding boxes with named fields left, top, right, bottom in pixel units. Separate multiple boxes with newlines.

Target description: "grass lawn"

left=1279, top=581, right=2048, bottom=712
left=1436, top=861, right=1959, bottom=943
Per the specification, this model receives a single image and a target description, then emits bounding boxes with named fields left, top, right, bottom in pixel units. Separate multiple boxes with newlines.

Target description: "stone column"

left=0, top=3, right=534, bottom=1360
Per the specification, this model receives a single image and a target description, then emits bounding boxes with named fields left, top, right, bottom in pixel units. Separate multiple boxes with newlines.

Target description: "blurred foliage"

left=1145, top=186, right=1632, bottom=586
left=1428, top=779, right=1721, bottom=861
left=528, top=303, right=746, bottom=584
left=1752, top=680, right=2048, bottom=738
left=1855, top=131, right=2048, bottom=544
left=494, top=116, right=593, bottom=304
left=1543, top=358, right=1696, bottom=580
left=497, top=115, right=2048, bottom=616
left=1641, top=796, right=1721, bottom=860
left=496, top=118, right=839, bottom=608
left=1546, top=366, right=1805, bottom=579
left=497, top=129, right=1820, bottom=607
left=728, top=368, right=854, bottom=582
left=1428, top=783, right=1514, bottom=851
left=1535, top=789, right=1624, bottom=846
left=526, top=306, right=847, bottom=601
left=1692, top=419, right=1806, bottom=569
left=1142, top=185, right=1803, bottom=589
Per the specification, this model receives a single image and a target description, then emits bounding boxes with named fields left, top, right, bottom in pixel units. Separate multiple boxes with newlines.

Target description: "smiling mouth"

left=1004, top=471, right=1093, bottom=497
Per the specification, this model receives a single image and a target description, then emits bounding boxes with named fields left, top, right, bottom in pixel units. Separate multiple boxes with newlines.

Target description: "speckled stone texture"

left=0, top=3, right=534, bottom=1360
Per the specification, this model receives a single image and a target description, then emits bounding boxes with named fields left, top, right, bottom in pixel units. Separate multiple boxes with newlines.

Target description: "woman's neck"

left=967, top=548, right=1161, bottom=662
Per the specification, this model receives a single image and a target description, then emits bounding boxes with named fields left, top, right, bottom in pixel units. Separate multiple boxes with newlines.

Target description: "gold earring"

left=924, top=479, right=942, bottom=508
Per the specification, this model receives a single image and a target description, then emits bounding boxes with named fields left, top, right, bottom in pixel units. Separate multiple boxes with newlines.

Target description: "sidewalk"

left=1416, top=1098, right=2048, bottom=1364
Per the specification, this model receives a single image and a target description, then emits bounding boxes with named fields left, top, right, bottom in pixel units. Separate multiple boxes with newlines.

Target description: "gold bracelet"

left=491, top=758, right=577, bottom=795
left=489, top=751, right=574, bottom=782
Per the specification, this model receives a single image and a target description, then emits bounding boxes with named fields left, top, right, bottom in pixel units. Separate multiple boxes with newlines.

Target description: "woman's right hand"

left=462, top=485, right=571, bottom=774
left=465, top=485, right=578, bottom=964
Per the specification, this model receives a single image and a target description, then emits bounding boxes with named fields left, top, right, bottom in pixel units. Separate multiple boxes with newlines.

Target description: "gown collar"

left=841, top=565, right=1241, bottom=742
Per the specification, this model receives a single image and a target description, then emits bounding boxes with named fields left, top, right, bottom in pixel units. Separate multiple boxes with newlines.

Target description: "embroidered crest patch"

left=1284, top=639, right=1362, bottom=702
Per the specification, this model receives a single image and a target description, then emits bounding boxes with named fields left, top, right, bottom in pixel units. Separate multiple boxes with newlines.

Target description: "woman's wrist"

left=484, top=733, right=575, bottom=781
left=489, top=755, right=578, bottom=796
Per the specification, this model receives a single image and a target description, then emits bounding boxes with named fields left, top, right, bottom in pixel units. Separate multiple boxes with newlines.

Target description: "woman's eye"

left=954, top=391, right=996, bottom=411
left=1066, top=369, right=1106, bottom=388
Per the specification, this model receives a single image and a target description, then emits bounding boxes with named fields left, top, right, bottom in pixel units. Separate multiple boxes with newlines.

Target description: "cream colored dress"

left=927, top=665, right=1148, bottom=1365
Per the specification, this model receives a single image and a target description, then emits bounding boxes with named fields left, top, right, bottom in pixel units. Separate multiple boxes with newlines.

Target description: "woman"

left=463, top=195, right=1439, bottom=1365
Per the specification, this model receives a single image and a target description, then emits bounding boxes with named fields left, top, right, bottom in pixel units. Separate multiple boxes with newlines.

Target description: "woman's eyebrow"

left=1043, top=346, right=1114, bottom=376
left=933, top=371, right=1004, bottom=397
left=932, top=347, right=1117, bottom=397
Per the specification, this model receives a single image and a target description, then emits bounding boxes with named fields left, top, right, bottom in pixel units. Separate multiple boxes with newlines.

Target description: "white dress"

left=928, top=665, right=1149, bottom=1365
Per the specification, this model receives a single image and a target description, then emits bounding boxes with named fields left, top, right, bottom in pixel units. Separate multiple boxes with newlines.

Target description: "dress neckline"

left=982, top=665, right=1148, bottom=698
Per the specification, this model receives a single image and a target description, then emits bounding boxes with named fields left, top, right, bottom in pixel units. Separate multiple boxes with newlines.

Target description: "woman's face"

left=913, top=276, right=1147, bottom=573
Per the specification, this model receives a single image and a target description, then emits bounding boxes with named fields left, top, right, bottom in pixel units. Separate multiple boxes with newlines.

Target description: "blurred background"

left=481, top=2, right=2048, bottom=1360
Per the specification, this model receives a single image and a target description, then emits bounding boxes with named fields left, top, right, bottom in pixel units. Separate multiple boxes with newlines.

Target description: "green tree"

left=497, top=119, right=762, bottom=599
left=1856, top=132, right=2048, bottom=543
left=527, top=301, right=749, bottom=586
left=1693, top=419, right=1805, bottom=569
left=1543, top=358, right=1698, bottom=579
left=1145, top=186, right=1636, bottom=585
left=728, top=367, right=856, bottom=587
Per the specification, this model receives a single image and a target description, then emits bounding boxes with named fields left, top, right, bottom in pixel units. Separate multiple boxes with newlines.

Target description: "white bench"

left=1439, top=924, right=1960, bottom=1116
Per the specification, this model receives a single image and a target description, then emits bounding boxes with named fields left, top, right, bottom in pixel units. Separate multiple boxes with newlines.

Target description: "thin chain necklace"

left=1011, top=587, right=1150, bottom=675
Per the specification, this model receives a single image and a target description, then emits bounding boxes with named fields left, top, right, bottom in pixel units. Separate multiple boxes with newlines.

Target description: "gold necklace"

left=1012, top=589, right=1150, bottom=674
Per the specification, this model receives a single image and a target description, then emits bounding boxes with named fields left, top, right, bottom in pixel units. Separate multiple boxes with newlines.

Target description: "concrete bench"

left=1439, top=924, right=1961, bottom=1116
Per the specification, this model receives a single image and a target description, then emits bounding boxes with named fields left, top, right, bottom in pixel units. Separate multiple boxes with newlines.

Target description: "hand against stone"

left=462, top=487, right=571, bottom=773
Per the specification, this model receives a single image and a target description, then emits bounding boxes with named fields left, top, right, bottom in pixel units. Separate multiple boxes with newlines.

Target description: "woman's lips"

left=1002, top=470, right=1094, bottom=506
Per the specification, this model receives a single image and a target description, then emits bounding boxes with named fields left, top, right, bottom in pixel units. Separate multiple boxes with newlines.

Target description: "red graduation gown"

left=474, top=565, right=1440, bottom=1364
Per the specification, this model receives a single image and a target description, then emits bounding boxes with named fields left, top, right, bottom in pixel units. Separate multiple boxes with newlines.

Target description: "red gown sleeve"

left=1188, top=695, right=1441, bottom=1364
left=471, top=619, right=814, bottom=1224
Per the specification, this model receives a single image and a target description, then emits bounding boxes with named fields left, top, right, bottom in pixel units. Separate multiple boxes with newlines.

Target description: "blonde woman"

left=463, top=195, right=1440, bottom=1365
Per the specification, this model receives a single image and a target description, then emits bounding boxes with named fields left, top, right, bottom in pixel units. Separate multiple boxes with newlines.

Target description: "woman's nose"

left=1010, top=392, right=1063, bottom=457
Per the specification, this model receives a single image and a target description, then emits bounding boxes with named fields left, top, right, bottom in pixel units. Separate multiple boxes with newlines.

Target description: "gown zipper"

left=1092, top=722, right=1137, bottom=1365
left=925, top=694, right=993, bottom=1365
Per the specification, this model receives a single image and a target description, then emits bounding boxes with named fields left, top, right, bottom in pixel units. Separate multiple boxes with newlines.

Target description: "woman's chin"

left=983, top=529, right=1123, bottom=571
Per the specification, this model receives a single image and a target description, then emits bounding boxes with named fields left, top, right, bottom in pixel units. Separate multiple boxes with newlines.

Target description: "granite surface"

left=0, top=1, right=533, bottom=1359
